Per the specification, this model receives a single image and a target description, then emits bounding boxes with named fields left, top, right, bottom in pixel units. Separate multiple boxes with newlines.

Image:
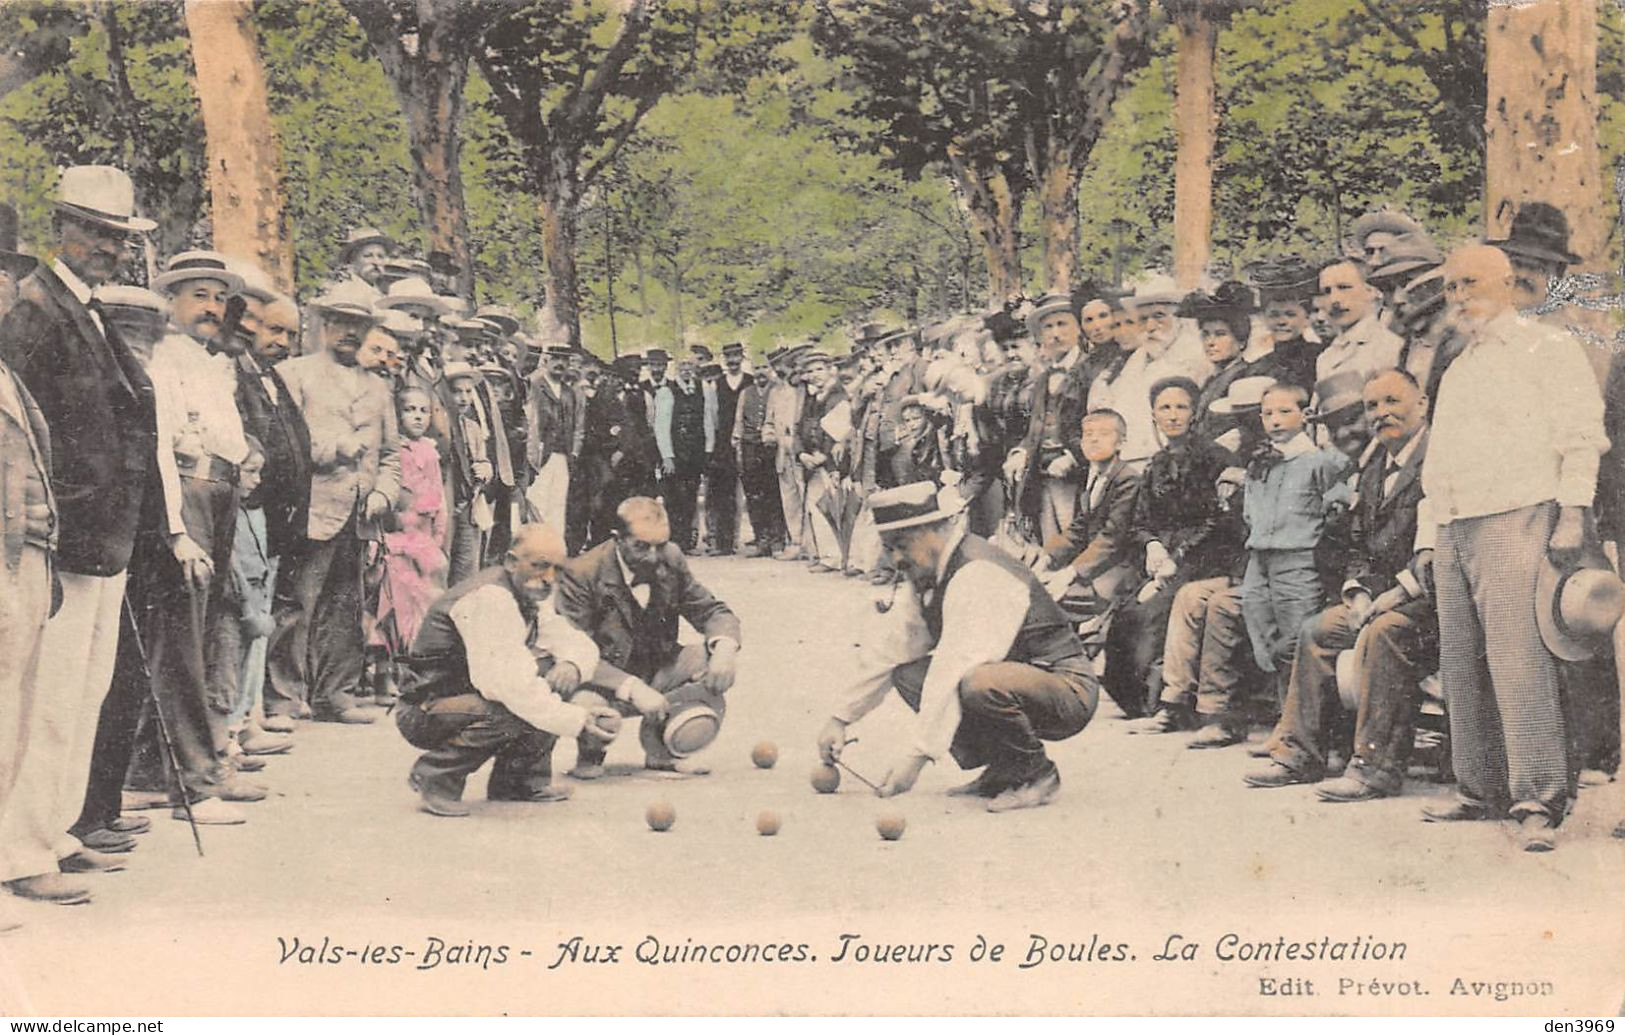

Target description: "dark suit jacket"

left=1017, top=354, right=1093, bottom=526
left=527, top=374, right=577, bottom=473
left=1045, top=458, right=1141, bottom=585
left=1345, top=428, right=1430, bottom=604
left=235, top=353, right=312, bottom=558
left=0, top=265, right=157, bottom=575
left=557, top=538, right=742, bottom=688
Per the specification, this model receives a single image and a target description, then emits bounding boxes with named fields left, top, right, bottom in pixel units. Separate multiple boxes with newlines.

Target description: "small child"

left=885, top=400, right=945, bottom=488
left=1240, top=382, right=1353, bottom=690
left=372, top=388, right=450, bottom=700
left=224, top=438, right=283, bottom=762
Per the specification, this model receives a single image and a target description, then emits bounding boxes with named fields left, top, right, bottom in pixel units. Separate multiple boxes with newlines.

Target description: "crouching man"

left=395, top=524, right=620, bottom=816
left=817, top=482, right=1099, bottom=812
left=557, top=497, right=743, bottom=779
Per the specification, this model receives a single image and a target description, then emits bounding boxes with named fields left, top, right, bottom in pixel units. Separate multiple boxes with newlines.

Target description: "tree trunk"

left=539, top=158, right=583, bottom=347
left=1037, top=143, right=1079, bottom=294
left=1485, top=0, right=1606, bottom=268
left=1172, top=9, right=1218, bottom=289
left=182, top=0, right=293, bottom=289
left=351, top=0, right=477, bottom=299
left=949, top=155, right=1023, bottom=305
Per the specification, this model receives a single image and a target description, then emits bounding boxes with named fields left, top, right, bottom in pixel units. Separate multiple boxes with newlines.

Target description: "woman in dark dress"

left=1100, top=376, right=1246, bottom=719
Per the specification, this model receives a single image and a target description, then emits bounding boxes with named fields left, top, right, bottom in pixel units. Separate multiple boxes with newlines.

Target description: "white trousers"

left=0, top=566, right=124, bottom=881
left=803, top=470, right=844, bottom=568
left=776, top=451, right=804, bottom=548
left=524, top=453, right=570, bottom=535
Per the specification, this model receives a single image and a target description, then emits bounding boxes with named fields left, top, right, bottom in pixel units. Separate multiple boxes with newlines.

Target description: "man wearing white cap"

left=0, top=165, right=164, bottom=903
left=125, top=252, right=260, bottom=823
left=267, top=297, right=401, bottom=725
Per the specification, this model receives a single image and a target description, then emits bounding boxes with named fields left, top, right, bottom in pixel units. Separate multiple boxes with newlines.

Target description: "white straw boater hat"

left=870, top=481, right=966, bottom=533
left=152, top=251, right=244, bottom=296
left=661, top=682, right=725, bottom=758
left=376, top=275, right=450, bottom=316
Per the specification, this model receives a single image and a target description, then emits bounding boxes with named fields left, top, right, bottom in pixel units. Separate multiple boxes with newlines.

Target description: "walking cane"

left=121, top=596, right=205, bottom=857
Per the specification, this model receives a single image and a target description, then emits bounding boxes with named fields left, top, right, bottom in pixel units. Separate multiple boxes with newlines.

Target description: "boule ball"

left=810, top=764, right=841, bottom=794
left=645, top=801, right=676, bottom=832
left=751, top=741, right=779, bottom=769
left=876, top=814, right=906, bottom=841
left=756, top=810, right=781, bottom=836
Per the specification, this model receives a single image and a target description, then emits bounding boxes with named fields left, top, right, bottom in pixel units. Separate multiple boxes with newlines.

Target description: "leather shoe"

left=419, top=788, right=471, bottom=817
left=315, top=707, right=375, bottom=725
left=107, top=816, right=151, bottom=835
left=1187, top=724, right=1245, bottom=750
left=261, top=714, right=297, bottom=733
left=1315, top=776, right=1392, bottom=803
left=1246, top=742, right=1274, bottom=758
left=489, top=783, right=573, bottom=803
left=231, top=754, right=267, bottom=773
left=121, top=789, right=171, bottom=811
left=239, top=728, right=294, bottom=755
left=1517, top=813, right=1557, bottom=852
left=1420, top=799, right=1499, bottom=823
left=1243, top=762, right=1318, bottom=789
left=1127, top=708, right=1194, bottom=735
left=946, top=768, right=1011, bottom=798
left=568, top=762, right=606, bottom=780
left=175, top=798, right=246, bottom=824
left=59, top=849, right=126, bottom=874
left=807, top=563, right=835, bottom=574
left=5, top=873, right=92, bottom=905
left=219, top=776, right=268, bottom=802
left=79, top=828, right=137, bottom=853
left=986, top=768, right=1061, bottom=813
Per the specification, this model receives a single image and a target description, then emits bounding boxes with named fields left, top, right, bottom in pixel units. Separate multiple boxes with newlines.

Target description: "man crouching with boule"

left=395, top=524, right=620, bottom=816
left=818, top=482, right=1099, bottom=812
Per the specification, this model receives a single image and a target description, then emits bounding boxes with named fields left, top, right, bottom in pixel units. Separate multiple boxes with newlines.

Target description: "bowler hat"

left=645, top=348, right=671, bottom=363
left=54, top=165, right=156, bottom=234
left=871, top=481, right=965, bottom=533
left=1314, top=371, right=1366, bottom=422
left=1488, top=201, right=1583, bottom=267
left=542, top=342, right=575, bottom=358
left=662, top=681, right=725, bottom=758
left=426, top=249, right=461, bottom=275
left=337, top=226, right=394, bottom=264
left=853, top=321, right=893, bottom=346
left=152, top=251, right=244, bottom=296
left=1536, top=557, right=1625, bottom=661
left=721, top=341, right=745, bottom=357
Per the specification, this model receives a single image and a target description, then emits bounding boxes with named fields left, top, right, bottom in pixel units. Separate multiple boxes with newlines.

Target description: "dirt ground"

left=3, top=555, right=1623, bottom=1016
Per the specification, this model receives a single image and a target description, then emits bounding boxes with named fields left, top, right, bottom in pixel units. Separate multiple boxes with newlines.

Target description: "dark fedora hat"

left=1488, top=201, right=1583, bottom=267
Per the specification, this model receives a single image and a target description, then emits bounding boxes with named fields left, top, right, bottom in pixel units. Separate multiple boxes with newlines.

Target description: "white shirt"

left=1089, top=344, right=1198, bottom=464
left=832, top=527, right=1030, bottom=761
left=1418, top=310, right=1604, bottom=541
left=1316, top=312, right=1404, bottom=384
left=615, top=546, right=651, bottom=610
left=52, top=259, right=103, bottom=336
left=448, top=585, right=600, bottom=737
left=148, top=332, right=250, bottom=535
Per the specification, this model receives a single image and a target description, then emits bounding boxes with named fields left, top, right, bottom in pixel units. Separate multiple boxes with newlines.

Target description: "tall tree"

left=1484, top=0, right=1607, bottom=266
left=474, top=0, right=788, bottom=345
left=1165, top=0, right=1244, bottom=288
left=812, top=1, right=1149, bottom=302
left=341, top=0, right=483, bottom=298
left=183, top=0, right=293, bottom=287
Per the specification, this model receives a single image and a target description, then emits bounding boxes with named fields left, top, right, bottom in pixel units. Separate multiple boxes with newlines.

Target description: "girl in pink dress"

left=374, top=388, right=449, bottom=669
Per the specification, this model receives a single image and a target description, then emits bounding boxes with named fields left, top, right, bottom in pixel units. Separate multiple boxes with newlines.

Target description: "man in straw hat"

left=556, top=497, right=742, bottom=779
left=395, top=523, right=620, bottom=816
left=1417, top=243, right=1608, bottom=850
left=524, top=342, right=580, bottom=537
left=266, top=295, right=401, bottom=727
left=0, top=165, right=166, bottom=904
left=328, top=226, right=395, bottom=303
left=1003, top=293, right=1092, bottom=543
left=818, top=481, right=1098, bottom=812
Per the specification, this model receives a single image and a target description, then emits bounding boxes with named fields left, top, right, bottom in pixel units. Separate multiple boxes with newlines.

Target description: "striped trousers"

left=1435, top=502, right=1568, bottom=820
